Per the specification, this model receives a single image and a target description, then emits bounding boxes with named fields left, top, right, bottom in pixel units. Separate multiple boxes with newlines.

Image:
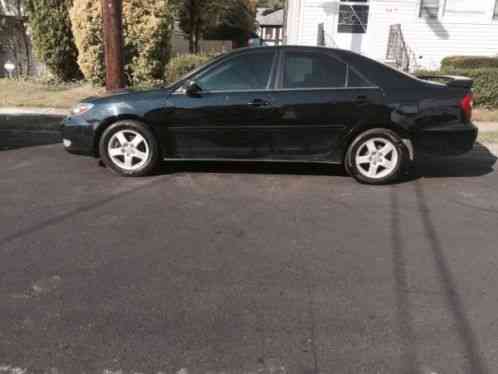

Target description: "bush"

left=70, top=0, right=173, bottom=86
left=416, top=68, right=498, bottom=108
left=441, top=56, right=498, bottom=70
left=26, top=0, right=82, bottom=81
left=164, top=53, right=213, bottom=84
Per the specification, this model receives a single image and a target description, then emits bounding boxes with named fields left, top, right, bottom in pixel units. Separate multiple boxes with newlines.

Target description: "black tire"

left=345, top=128, right=407, bottom=185
left=99, top=120, right=160, bottom=177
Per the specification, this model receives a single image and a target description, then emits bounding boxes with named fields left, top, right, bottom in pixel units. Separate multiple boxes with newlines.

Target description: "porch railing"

left=386, top=24, right=411, bottom=71
left=317, top=23, right=339, bottom=48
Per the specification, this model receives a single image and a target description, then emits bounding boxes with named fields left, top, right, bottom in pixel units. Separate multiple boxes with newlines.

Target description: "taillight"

left=460, top=93, right=473, bottom=122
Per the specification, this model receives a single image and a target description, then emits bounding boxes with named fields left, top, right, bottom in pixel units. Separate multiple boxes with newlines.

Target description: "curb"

left=0, top=107, right=68, bottom=116
left=0, top=109, right=65, bottom=132
left=479, top=142, right=498, bottom=158
left=476, top=121, right=498, bottom=133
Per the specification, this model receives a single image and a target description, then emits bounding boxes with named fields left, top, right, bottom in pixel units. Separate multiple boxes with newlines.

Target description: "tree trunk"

left=19, top=21, right=32, bottom=76
left=189, top=33, right=195, bottom=53
left=194, top=24, right=201, bottom=54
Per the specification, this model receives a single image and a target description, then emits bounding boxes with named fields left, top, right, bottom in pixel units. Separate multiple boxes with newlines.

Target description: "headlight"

left=71, top=103, right=94, bottom=116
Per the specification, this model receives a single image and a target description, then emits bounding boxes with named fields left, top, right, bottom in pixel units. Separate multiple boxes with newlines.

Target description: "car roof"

left=226, top=45, right=346, bottom=56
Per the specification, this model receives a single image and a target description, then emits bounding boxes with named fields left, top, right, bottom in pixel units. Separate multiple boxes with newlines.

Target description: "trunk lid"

left=418, top=74, right=473, bottom=89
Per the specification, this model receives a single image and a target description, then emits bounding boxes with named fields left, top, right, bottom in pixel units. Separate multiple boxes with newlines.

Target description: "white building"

left=256, top=8, right=285, bottom=45
left=285, top=0, right=498, bottom=70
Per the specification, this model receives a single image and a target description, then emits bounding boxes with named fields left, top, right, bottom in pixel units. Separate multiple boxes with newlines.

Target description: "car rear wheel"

left=346, top=128, right=406, bottom=185
left=99, top=120, right=160, bottom=177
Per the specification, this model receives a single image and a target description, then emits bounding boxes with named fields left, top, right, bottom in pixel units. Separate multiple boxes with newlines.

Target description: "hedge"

left=164, top=53, right=213, bottom=84
left=26, top=0, right=82, bottom=81
left=441, top=56, right=498, bottom=70
left=415, top=68, right=498, bottom=108
left=70, top=0, right=172, bottom=86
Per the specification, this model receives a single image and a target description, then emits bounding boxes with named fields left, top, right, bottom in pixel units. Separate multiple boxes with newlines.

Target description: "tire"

left=345, top=128, right=407, bottom=185
left=99, top=120, right=160, bottom=177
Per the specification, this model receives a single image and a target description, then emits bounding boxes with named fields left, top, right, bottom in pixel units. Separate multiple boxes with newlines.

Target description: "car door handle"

left=355, top=95, right=369, bottom=103
left=248, top=98, right=270, bottom=107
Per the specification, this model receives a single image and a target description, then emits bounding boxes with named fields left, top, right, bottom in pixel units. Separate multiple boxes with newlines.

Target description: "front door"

left=164, top=49, right=277, bottom=159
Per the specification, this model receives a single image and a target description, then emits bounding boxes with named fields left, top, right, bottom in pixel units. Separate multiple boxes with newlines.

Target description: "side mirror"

left=185, top=80, right=202, bottom=97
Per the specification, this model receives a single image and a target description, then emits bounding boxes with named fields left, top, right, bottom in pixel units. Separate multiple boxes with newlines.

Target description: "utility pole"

left=101, top=0, right=125, bottom=91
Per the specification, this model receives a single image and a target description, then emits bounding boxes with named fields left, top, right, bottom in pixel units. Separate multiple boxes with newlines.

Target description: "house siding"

left=286, top=0, right=498, bottom=69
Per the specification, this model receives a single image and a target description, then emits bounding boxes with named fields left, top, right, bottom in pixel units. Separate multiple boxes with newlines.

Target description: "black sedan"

left=62, top=46, right=477, bottom=184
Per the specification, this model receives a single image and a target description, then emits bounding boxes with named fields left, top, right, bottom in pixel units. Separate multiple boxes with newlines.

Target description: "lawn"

left=478, top=131, right=498, bottom=143
left=473, top=108, right=498, bottom=122
left=0, top=79, right=104, bottom=109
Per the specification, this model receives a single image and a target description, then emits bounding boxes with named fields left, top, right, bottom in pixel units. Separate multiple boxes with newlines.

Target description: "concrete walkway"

left=475, top=121, right=498, bottom=132
left=0, top=107, right=68, bottom=117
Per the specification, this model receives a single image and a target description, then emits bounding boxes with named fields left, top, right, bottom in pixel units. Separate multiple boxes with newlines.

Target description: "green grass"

left=0, top=79, right=104, bottom=109
left=478, top=131, right=498, bottom=143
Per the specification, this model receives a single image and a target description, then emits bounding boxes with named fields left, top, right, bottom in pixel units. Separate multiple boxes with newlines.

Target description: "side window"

left=283, top=52, right=347, bottom=89
left=348, top=68, right=372, bottom=87
left=196, top=51, right=275, bottom=91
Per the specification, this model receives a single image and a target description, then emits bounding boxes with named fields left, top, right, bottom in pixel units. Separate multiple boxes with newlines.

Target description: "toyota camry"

left=61, top=46, right=477, bottom=184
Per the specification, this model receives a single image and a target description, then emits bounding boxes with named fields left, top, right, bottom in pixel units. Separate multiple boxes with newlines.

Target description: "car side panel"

left=269, top=87, right=387, bottom=162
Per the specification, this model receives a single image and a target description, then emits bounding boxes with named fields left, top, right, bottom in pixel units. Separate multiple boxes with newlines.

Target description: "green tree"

left=174, top=0, right=256, bottom=53
left=208, top=0, right=256, bottom=48
left=175, top=0, right=218, bottom=53
left=26, top=0, right=82, bottom=81
left=1, top=0, right=33, bottom=76
left=257, top=0, right=284, bottom=11
left=70, top=0, right=173, bottom=86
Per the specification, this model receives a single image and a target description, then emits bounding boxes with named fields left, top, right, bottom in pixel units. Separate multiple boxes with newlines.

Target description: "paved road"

left=1, top=134, right=498, bottom=374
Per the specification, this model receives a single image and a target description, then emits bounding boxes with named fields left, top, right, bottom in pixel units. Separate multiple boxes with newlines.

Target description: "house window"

left=264, top=27, right=273, bottom=40
left=494, top=0, right=498, bottom=19
left=338, top=0, right=369, bottom=34
left=445, top=0, right=483, bottom=16
left=419, top=0, right=440, bottom=18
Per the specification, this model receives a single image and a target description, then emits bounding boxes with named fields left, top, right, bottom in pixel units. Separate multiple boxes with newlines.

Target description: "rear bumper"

left=412, top=122, right=478, bottom=156
left=61, top=116, right=96, bottom=156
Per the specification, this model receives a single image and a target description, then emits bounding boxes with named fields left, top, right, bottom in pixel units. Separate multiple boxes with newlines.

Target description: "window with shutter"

left=419, top=0, right=440, bottom=18
left=337, top=0, right=369, bottom=34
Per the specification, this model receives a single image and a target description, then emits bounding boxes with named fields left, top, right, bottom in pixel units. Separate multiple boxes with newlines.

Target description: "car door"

left=270, top=48, right=384, bottom=161
left=163, top=49, right=278, bottom=159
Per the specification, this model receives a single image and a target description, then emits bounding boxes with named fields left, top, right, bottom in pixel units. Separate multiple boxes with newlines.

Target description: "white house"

left=285, top=0, right=498, bottom=70
left=256, top=8, right=285, bottom=45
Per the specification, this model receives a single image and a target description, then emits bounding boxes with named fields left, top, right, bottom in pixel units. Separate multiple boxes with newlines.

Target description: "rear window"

left=283, top=52, right=347, bottom=89
left=334, top=50, right=419, bottom=89
left=348, top=68, right=372, bottom=87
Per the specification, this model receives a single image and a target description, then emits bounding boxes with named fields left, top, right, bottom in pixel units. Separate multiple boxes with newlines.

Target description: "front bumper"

left=61, top=115, right=96, bottom=156
left=412, top=122, right=478, bottom=156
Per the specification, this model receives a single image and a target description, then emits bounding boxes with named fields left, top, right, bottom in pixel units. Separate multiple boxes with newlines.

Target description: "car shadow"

left=158, top=160, right=349, bottom=178
left=411, top=143, right=497, bottom=179
left=0, top=114, right=62, bottom=151
left=0, top=129, right=61, bottom=151
left=157, top=143, right=496, bottom=181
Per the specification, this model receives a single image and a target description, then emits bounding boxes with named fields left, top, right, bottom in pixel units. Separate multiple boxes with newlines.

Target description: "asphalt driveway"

left=1, top=128, right=498, bottom=374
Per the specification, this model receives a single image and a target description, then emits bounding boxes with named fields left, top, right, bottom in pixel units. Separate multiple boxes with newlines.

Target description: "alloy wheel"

left=354, top=137, right=399, bottom=180
left=107, top=129, right=150, bottom=171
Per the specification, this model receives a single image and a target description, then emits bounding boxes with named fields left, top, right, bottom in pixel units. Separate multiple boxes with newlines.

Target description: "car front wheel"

left=99, top=120, right=160, bottom=177
left=346, top=128, right=406, bottom=185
